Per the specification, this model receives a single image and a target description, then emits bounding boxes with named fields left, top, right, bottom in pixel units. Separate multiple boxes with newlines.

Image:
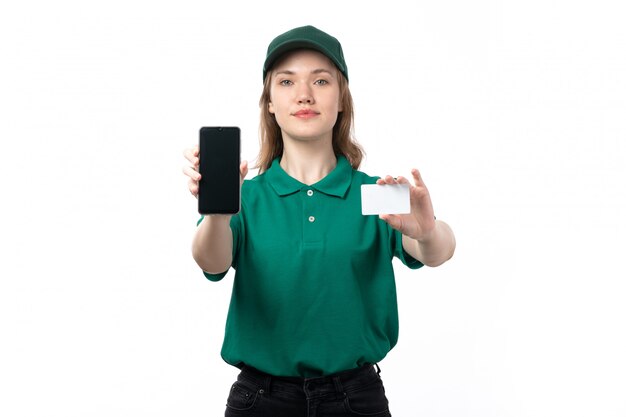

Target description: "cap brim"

left=263, top=40, right=344, bottom=79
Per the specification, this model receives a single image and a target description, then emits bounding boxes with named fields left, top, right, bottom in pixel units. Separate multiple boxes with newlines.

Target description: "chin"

left=291, top=133, right=331, bottom=143
left=285, top=127, right=333, bottom=142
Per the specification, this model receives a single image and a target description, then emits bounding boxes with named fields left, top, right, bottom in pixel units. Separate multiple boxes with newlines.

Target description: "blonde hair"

left=255, top=68, right=364, bottom=172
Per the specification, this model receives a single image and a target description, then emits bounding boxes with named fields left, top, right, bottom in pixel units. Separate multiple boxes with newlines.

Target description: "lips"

left=293, top=109, right=320, bottom=119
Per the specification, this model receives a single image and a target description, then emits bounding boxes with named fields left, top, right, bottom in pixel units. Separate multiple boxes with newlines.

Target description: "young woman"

left=183, top=25, right=455, bottom=417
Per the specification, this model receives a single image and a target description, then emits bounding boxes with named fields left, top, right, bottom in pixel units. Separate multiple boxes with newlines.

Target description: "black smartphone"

left=198, top=127, right=241, bottom=215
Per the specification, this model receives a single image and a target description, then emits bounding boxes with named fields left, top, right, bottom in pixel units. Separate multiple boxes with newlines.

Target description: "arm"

left=183, top=146, right=248, bottom=274
left=192, top=215, right=234, bottom=274
left=401, top=220, right=455, bottom=267
left=378, top=168, right=456, bottom=267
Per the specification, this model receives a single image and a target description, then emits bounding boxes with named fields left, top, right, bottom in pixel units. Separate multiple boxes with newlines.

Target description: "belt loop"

left=374, top=363, right=381, bottom=375
left=332, top=375, right=345, bottom=395
left=261, top=374, right=271, bottom=394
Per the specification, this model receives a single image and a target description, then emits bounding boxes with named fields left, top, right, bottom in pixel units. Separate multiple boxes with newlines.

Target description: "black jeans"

left=224, top=364, right=392, bottom=417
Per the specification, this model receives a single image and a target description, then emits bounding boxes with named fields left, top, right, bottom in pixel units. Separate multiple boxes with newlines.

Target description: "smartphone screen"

left=198, top=127, right=240, bottom=214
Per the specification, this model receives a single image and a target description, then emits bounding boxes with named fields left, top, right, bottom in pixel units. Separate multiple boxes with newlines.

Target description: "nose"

left=297, top=84, right=315, bottom=105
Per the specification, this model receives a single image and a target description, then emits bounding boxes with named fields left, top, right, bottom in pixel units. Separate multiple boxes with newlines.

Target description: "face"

left=268, top=49, right=342, bottom=145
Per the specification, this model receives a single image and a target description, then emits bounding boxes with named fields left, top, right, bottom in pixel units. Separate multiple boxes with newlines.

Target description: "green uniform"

left=200, top=155, right=422, bottom=377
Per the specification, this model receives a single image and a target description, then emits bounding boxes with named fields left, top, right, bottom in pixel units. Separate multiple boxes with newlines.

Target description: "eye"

left=279, top=79, right=293, bottom=86
left=314, top=79, right=329, bottom=86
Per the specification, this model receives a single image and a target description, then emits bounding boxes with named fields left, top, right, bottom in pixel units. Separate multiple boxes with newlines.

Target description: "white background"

left=1, top=0, right=625, bottom=416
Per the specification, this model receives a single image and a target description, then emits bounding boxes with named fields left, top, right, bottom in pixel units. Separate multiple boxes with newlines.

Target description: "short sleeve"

left=390, top=226, right=423, bottom=270
left=196, top=214, right=242, bottom=282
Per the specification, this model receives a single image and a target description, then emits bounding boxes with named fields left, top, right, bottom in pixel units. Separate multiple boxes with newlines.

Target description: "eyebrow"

left=274, top=68, right=335, bottom=77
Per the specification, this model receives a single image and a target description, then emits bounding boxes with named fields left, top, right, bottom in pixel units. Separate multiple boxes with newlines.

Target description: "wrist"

left=415, top=220, right=438, bottom=244
left=199, top=213, right=232, bottom=227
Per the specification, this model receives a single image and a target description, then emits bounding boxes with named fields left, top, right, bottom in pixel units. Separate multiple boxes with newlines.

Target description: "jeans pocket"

left=226, top=381, right=259, bottom=412
left=343, top=379, right=391, bottom=416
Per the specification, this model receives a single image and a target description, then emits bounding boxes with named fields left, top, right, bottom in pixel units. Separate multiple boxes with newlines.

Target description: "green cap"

left=263, top=25, right=348, bottom=82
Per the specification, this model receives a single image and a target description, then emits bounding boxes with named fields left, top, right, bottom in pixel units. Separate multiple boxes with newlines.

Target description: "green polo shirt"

left=199, top=155, right=423, bottom=377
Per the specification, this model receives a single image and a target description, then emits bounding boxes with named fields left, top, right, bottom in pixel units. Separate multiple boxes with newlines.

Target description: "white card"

left=361, top=183, right=410, bottom=215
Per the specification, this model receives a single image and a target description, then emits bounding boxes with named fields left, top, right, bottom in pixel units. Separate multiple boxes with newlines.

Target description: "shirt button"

left=307, top=189, right=314, bottom=196
left=308, top=216, right=315, bottom=223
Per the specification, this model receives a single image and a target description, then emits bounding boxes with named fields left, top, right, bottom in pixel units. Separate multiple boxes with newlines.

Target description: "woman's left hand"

left=377, top=169, right=436, bottom=242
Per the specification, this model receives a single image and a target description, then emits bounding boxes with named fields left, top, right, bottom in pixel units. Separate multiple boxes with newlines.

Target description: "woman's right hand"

left=182, top=145, right=248, bottom=198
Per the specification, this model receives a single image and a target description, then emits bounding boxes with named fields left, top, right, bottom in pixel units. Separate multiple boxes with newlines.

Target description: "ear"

left=268, top=101, right=275, bottom=114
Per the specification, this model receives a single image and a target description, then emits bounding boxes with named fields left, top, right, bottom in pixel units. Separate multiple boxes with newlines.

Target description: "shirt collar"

left=266, top=155, right=353, bottom=198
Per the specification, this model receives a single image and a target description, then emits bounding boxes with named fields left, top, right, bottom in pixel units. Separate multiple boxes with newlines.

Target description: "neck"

left=280, top=136, right=337, bottom=185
